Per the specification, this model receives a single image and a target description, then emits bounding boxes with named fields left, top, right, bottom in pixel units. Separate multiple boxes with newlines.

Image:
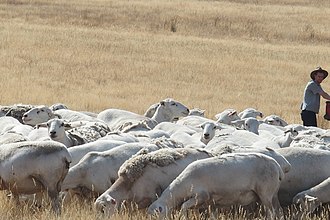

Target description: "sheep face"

left=264, top=115, right=288, bottom=127
left=95, top=194, right=119, bottom=216
left=50, top=103, right=68, bottom=111
left=47, top=119, right=67, bottom=141
left=244, top=118, right=260, bottom=135
left=200, top=122, right=218, bottom=144
left=147, top=202, right=167, bottom=219
left=160, top=99, right=189, bottom=118
left=215, top=109, right=240, bottom=124
left=188, top=108, right=205, bottom=117
left=22, top=106, right=53, bottom=126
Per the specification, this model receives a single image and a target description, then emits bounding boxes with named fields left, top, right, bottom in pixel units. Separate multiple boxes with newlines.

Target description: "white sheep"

left=187, top=108, right=205, bottom=117
left=231, top=117, right=260, bottom=134
left=199, top=121, right=222, bottom=145
left=276, top=147, right=330, bottom=206
left=61, top=143, right=164, bottom=201
left=147, top=152, right=285, bottom=219
left=98, top=99, right=189, bottom=133
left=0, top=141, right=71, bottom=214
left=176, top=115, right=214, bottom=128
left=36, top=118, right=110, bottom=147
left=263, top=115, right=288, bottom=127
left=144, top=99, right=197, bottom=120
left=49, top=103, right=68, bottom=111
left=68, top=139, right=126, bottom=167
left=22, top=105, right=60, bottom=126
left=0, top=131, right=28, bottom=144
left=94, top=148, right=214, bottom=216
left=97, top=109, right=157, bottom=132
left=23, top=106, right=100, bottom=127
left=170, top=131, right=206, bottom=149
left=293, top=177, right=330, bottom=217
left=0, top=104, right=35, bottom=123
left=0, top=116, right=33, bottom=136
left=150, top=98, right=189, bottom=123
left=36, top=118, right=85, bottom=147
left=206, top=129, right=262, bottom=150
left=271, top=127, right=298, bottom=148
left=215, top=108, right=240, bottom=125
left=99, top=131, right=140, bottom=143
left=54, top=108, right=100, bottom=122
left=238, top=108, right=263, bottom=119
left=153, top=121, right=200, bottom=136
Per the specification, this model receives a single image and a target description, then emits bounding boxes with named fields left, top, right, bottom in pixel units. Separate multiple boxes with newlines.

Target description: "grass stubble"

left=0, top=0, right=330, bottom=219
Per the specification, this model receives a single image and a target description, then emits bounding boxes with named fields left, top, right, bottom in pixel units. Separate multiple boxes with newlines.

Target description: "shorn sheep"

left=0, top=141, right=71, bottom=215
left=148, top=153, right=286, bottom=220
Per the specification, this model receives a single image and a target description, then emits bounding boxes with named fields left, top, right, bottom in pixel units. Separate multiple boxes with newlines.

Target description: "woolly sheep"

left=36, top=118, right=86, bottom=147
left=0, top=104, right=35, bottom=123
left=94, top=148, right=214, bottom=216
left=36, top=118, right=110, bottom=147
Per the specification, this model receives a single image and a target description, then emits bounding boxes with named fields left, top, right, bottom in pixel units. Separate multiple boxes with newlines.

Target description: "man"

left=301, top=67, right=330, bottom=127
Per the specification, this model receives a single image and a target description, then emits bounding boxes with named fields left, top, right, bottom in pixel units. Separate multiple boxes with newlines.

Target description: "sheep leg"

left=48, top=190, right=61, bottom=215
left=272, top=194, right=284, bottom=219
left=31, top=192, right=44, bottom=208
left=180, top=192, right=209, bottom=220
left=10, top=193, right=21, bottom=206
left=259, top=195, right=275, bottom=220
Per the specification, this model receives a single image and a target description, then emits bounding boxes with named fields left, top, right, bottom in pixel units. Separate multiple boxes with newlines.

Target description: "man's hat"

left=310, top=67, right=328, bottom=80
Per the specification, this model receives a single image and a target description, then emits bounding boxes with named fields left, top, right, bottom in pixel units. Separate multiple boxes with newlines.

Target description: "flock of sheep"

left=1, top=98, right=330, bottom=219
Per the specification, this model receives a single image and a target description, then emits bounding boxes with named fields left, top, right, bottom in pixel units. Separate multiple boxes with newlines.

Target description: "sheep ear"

left=228, top=110, right=237, bottom=116
left=46, top=108, right=53, bottom=117
left=54, top=113, right=62, bottom=119
left=35, top=123, right=47, bottom=129
left=64, top=123, right=73, bottom=130
left=265, top=147, right=274, bottom=151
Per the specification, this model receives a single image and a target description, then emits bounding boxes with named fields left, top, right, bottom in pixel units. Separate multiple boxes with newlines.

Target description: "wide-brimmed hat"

left=310, top=67, right=328, bottom=80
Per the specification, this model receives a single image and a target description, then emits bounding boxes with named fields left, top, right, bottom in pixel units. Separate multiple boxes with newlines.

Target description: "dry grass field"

left=1, top=0, right=330, bottom=219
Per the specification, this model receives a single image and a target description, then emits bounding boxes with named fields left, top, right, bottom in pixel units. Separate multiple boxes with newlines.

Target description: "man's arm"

left=320, top=91, right=330, bottom=100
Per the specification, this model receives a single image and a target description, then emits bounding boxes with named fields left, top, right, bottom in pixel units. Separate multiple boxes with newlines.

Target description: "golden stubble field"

left=1, top=0, right=330, bottom=219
